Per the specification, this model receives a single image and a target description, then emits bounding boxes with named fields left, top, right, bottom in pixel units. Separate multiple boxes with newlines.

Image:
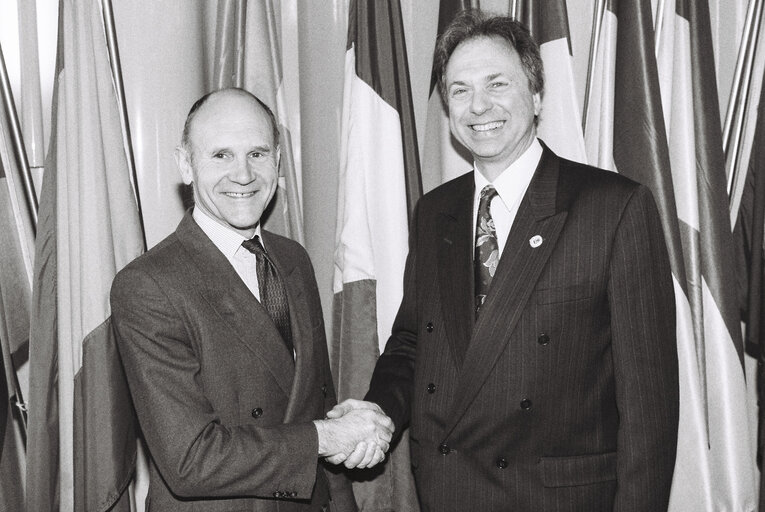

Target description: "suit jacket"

left=366, top=146, right=679, bottom=512
left=111, top=212, right=356, bottom=512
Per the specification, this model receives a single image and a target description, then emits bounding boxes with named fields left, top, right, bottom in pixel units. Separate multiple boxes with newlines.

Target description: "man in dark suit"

left=329, top=10, right=679, bottom=511
left=111, top=88, right=392, bottom=511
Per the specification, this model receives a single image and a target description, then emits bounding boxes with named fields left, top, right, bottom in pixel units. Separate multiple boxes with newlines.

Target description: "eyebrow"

left=448, top=72, right=505, bottom=88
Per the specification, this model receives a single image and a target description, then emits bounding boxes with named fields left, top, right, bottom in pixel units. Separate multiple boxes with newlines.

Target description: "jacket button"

left=251, top=407, right=263, bottom=418
left=321, top=384, right=328, bottom=396
left=438, top=443, right=450, bottom=455
left=496, top=457, right=508, bottom=469
left=273, top=491, right=282, bottom=498
left=427, top=383, right=436, bottom=394
left=426, top=322, right=434, bottom=333
left=537, top=333, right=550, bottom=346
left=520, top=399, right=532, bottom=410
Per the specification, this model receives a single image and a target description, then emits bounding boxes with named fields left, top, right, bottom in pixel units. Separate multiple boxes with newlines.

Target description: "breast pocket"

left=535, top=284, right=593, bottom=305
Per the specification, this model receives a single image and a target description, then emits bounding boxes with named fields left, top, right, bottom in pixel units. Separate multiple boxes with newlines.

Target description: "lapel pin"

left=529, top=235, right=543, bottom=248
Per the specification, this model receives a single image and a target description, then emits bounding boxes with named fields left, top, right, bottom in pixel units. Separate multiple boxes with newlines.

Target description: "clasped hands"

left=314, top=399, right=394, bottom=469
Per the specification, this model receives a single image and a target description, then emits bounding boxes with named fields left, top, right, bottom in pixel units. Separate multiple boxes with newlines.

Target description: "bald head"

left=181, top=88, right=280, bottom=152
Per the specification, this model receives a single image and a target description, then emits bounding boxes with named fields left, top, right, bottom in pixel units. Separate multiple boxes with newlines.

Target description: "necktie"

left=241, top=235, right=293, bottom=354
left=475, top=185, right=499, bottom=317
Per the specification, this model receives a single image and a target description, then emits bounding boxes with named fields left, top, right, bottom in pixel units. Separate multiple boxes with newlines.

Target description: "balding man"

left=111, top=88, right=391, bottom=511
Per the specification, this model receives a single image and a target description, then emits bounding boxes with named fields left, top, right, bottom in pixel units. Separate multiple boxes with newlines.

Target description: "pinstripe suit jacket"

left=366, top=146, right=679, bottom=511
left=111, top=212, right=356, bottom=512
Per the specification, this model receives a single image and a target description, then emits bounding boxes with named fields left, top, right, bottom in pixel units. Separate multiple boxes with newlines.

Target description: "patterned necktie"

left=475, top=185, right=499, bottom=317
left=241, top=235, right=293, bottom=354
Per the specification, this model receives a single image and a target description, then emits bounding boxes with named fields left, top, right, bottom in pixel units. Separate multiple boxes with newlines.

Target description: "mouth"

left=470, top=120, right=504, bottom=132
left=222, top=191, right=256, bottom=198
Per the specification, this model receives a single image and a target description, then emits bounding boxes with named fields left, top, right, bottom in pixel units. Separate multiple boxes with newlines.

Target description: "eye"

left=489, top=80, right=508, bottom=89
left=450, top=87, right=468, bottom=98
left=248, top=150, right=267, bottom=159
left=212, top=151, right=229, bottom=159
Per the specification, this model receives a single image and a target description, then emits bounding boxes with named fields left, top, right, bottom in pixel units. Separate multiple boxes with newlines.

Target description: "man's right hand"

left=314, top=399, right=394, bottom=469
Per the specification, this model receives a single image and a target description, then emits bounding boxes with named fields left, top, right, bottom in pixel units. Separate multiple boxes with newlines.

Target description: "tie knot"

left=480, top=185, right=498, bottom=201
left=242, top=235, right=266, bottom=255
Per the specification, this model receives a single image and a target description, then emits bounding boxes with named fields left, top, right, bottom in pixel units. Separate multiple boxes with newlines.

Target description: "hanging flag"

left=0, top=99, right=33, bottom=512
left=733, top=67, right=765, bottom=512
left=212, top=0, right=304, bottom=242
left=656, top=1, right=757, bottom=509
left=333, top=0, right=421, bottom=509
left=26, top=1, right=145, bottom=511
left=421, top=0, right=475, bottom=191
left=521, top=0, right=587, bottom=163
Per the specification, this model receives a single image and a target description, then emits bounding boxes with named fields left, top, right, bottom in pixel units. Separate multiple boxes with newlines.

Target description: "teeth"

left=224, top=192, right=255, bottom=198
left=471, top=121, right=504, bottom=132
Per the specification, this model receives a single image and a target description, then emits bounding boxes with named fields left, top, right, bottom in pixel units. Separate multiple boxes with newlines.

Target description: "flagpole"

left=726, top=0, right=764, bottom=196
left=0, top=42, right=38, bottom=232
left=654, top=0, right=666, bottom=52
left=582, top=0, right=606, bottom=133
left=724, top=0, right=758, bottom=154
left=100, top=0, right=147, bottom=250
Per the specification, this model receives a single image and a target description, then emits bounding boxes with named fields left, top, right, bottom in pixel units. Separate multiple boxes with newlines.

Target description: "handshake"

left=314, top=399, right=394, bottom=469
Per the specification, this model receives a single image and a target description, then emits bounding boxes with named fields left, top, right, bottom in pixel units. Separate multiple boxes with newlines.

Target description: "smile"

left=470, top=121, right=504, bottom=132
left=223, top=191, right=256, bottom=198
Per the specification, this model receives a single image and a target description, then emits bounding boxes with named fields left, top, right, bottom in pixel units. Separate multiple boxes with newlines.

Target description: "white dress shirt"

left=472, top=138, right=543, bottom=258
left=193, top=207, right=263, bottom=301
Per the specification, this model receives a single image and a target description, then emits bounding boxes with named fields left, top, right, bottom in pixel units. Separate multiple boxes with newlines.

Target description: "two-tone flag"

left=0, top=90, right=34, bottom=512
left=26, top=1, right=145, bottom=510
left=211, top=0, right=303, bottom=242
left=656, top=1, right=756, bottom=509
left=333, top=0, right=421, bottom=510
left=421, top=0, right=475, bottom=191
left=521, top=0, right=587, bottom=163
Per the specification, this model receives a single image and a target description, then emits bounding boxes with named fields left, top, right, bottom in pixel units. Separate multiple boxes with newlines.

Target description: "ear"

left=175, top=146, right=194, bottom=185
left=532, top=92, right=542, bottom=117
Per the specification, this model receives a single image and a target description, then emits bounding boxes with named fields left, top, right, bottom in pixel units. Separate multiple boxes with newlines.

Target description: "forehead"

left=445, top=36, right=523, bottom=81
left=189, top=94, right=274, bottom=146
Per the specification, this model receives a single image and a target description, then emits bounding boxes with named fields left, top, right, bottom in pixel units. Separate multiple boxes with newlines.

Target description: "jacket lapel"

left=176, top=213, right=295, bottom=397
left=436, top=174, right=475, bottom=366
left=445, top=148, right=568, bottom=434
left=262, top=232, right=316, bottom=423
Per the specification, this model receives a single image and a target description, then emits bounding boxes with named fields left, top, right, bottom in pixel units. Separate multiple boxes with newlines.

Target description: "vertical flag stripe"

left=523, top=0, right=587, bottom=164
left=334, top=0, right=421, bottom=510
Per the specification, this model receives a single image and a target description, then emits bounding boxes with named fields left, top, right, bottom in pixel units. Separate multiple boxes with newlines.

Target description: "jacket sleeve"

left=110, top=265, right=319, bottom=500
left=607, top=184, right=679, bottom=510
left=364, top=201, right=420, bottom=434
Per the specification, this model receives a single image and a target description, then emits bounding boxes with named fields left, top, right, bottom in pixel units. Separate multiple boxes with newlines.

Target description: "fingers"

left=325, top=452, right=348, bottom=465
left=326, top=399, right=382, bottom=419
left=343, top=441, right=369, bottom=468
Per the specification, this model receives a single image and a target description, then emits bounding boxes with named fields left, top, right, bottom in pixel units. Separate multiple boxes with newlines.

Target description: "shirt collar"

left=192, top=206, right=263, bottom=258
left=474, top=138, right=543, bottom=207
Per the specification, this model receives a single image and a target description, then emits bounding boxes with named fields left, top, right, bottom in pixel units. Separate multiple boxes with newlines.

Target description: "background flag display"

left=333, top=0, right=421, bottom=510
left=25, top=0, right=145, bottom=510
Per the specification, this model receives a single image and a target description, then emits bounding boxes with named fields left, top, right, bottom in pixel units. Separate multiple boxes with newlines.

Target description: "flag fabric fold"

left=26, top=1, right=145, bottom=510
left=585, top=0, right=756, bottom=508
left=212, top=0, right=304, bottom=242
left=521, top=0, right=587, bottom=164
left=333, top=0, right=421, bottom=510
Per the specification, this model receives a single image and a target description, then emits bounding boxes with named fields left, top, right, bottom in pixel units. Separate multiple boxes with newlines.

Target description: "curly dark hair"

left=433, top=9, right=544, bottom=105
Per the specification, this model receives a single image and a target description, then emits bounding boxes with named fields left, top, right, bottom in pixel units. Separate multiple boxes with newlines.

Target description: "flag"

left=655, top=0, right=757, bottom=508
left=333, top=0, right=421, bottom=509
left=521, top=0, right=587, bottom=163
left=421, top=0, right=475, bottom=192
left=585, top=0, right=757, bottom=508
left=212, top=0, right=304, bottom=242
left=733, top=67, right=765, bottom=512
left=0, top=91, right=34, bottom=512
left=26, top=1, right=145, bottom=510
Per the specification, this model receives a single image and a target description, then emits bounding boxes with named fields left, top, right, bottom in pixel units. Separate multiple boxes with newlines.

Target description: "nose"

left=229, top=155, right=255, bottom=184
left=470, top=89, right=491, bottom=115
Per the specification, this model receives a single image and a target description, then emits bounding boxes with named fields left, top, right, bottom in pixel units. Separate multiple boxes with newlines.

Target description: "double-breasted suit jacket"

left=366, top=146, right=679, bottom=511
left=111, top=212, right=356, bottom=512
